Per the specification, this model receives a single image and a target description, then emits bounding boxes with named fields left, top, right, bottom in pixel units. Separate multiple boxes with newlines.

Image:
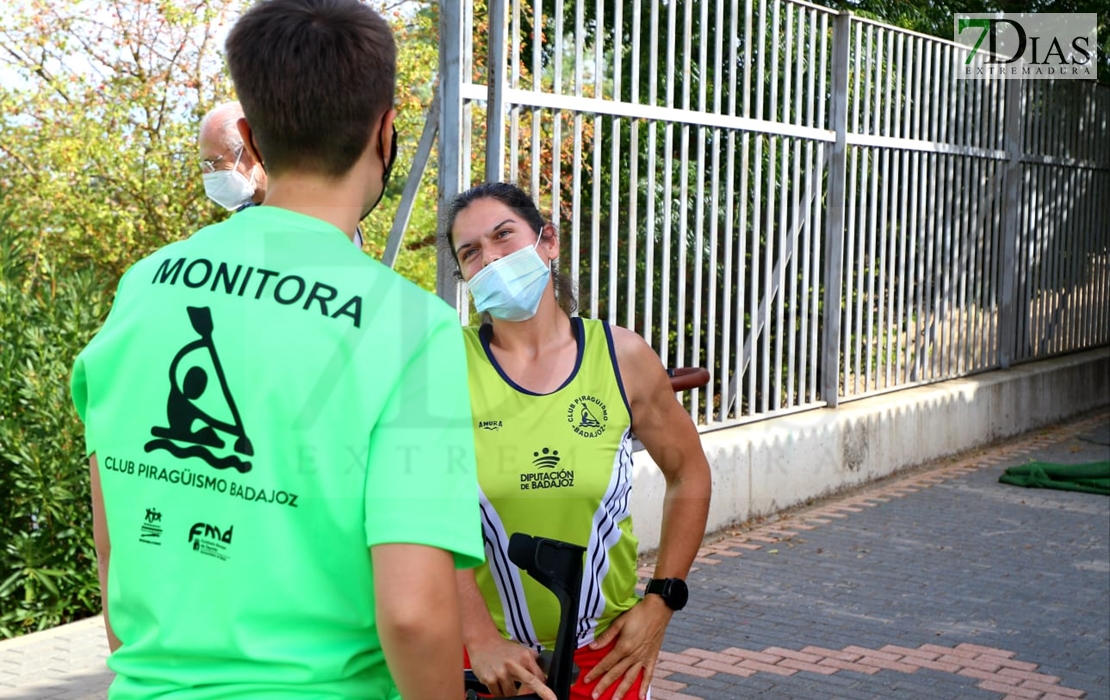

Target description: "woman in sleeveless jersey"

left=443, top=183, right=712, bottom=700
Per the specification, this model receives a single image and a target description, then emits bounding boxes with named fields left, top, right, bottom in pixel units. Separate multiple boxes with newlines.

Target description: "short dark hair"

left=442, top=182, right=579, bottom=316
left=225, top=0, right=396, bottom=177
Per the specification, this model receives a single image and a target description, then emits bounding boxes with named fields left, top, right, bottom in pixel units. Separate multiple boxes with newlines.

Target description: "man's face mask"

left=202, top=148, right=256, bottom=211
left=360, top=127, right=398, bottom=222
left=467, top=234, right=551, bottom=322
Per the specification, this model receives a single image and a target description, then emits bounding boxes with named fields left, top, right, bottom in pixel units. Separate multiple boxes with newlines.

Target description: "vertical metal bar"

left=809, top=9, right=827, bottom=403
left=705, top=0, right=725, bottom=423
left=588, top=0, right=604, bottom=319
left=570, top=0, right=585, bottom=316
left=964, top=156, right=979, bottom=369
left=822, top=10, right=851, bottom=407
left=905, top=146, right=920, bottom=381
left=877, top=30, right=894, bottom=387
left=774, top=2, right=793, bottom=409
left=660, top=0, right=678, bottom=367
left=1064, top=166, right=1078, bottom=353
left=437, top=0, right=465, bottom=309
left=798, top=8, right=817, bottom=402
left=691, top=0, right=710, bottom=418
left=909, top=40, right=927, bottom=380
left=643, top=0, right=660, bottom=347
left=785, top=5, right=804, bottom=406
left=1039, top=162, right=1058, bottom=356
left=896, top=34, right=913, bottom=382
left=1019, top=87, right=1036, bottom=362
left=890, top=33, right=905, bottom=384
left=529, top=0, right=540, bottom=197
left=720, top=0, right=742, bottom=420
left=607, top=0, right=621, bottom=324
left=998, top=79, right=1023, bottom=368
left=486, top=0, right=508, bottom=183
left=508, top=0, right=520, bottom=183
left=853, top=23, right=872, bottom=394
left=955, top=148, right=971, bottom=374
left=626, top=0, right=641, bottom=333
left=1025, top=159, right=1034, bottom=361
left=844, top=20, right=861, bottom=396
left=748, top=0, right=766, bottom=413
left=967, top=83, right=982, bottom=367
left=938, top=44, right=955, bottom=378
left=984, top=157, right=1000, bottom=366
left=676, top=0, right=694, bottom=373
left=916, top=41, right=938, bottom=380
left=762, top=0, right=781, bottom=412
left=551, top=0, right=564, bottom=251
left=864, top=28, right=883, bottom=391
left=731, top=0, right=753, bottom=417
left=1077, top=102, right=1090, bottom=348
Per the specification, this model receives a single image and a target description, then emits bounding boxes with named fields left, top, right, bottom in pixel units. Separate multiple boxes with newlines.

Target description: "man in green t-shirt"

left=70, top=1, right=484, bottom=698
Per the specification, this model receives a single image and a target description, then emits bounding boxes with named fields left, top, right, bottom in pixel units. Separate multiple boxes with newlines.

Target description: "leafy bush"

left=0, top=210, right=112, bottom=638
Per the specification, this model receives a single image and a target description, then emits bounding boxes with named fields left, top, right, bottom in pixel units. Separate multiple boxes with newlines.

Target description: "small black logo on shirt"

left=478, top=420, right=503, bottom=432
left=145, top=306, right=253, bottom=474
left=567, top=395, right=608, bottom=438
left=532, top=448, right=561, bottom=468
left=188, top=521, right=234, bottom=561
left=139, top=507, right=163, bottom=545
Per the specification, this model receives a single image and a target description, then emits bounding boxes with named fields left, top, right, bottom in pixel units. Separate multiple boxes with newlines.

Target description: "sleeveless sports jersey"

left=463, top=318, right=639, bottom=650
left=71, top=205, right=484, bottom=699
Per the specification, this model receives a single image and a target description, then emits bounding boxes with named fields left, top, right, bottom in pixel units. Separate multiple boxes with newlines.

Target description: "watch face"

left=667, top=579, right=689, bottom=610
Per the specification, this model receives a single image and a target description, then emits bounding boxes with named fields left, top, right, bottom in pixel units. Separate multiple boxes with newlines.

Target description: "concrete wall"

left=630, top=347, right=1110, bottom=552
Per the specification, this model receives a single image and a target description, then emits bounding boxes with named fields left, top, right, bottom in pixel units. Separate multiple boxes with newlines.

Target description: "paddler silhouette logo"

left=144, top=306, right=254, bottom=473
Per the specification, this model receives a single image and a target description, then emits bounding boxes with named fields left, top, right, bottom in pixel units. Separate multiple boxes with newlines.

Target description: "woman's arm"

left=585, top=326, right=712, bottom=699
left=89, top=454, right=122, bottom=652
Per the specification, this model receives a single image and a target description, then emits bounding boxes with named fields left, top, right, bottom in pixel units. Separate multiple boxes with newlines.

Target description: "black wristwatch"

left=645, top=578, right=689, bottom=611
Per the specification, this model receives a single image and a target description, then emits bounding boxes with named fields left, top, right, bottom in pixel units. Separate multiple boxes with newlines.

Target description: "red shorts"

left=464, top=639, right=649, bottom=700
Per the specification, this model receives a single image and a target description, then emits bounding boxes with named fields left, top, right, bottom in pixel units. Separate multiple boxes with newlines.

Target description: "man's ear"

left=378, top=108, right=396, bottom=167
left=236, top=117, right=264, bottom=169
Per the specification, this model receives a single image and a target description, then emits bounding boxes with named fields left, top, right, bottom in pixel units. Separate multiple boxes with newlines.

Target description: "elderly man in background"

left=199, top=101, right=365, bottom=247
left=198, top=101, right=266, bottom=212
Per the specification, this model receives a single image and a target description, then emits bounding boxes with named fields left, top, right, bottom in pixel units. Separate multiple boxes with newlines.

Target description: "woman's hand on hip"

left=584, top=595, right=673, bottom=699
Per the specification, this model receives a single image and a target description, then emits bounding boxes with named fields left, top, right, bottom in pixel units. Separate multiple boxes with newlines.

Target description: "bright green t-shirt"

left=462, top=318, right=639, bottom=651
left=71, top=206, right=484, bottom=700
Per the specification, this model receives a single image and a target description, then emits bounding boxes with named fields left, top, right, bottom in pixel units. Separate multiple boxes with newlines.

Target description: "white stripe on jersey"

left=576, top=427, right=634, bottom=646
left=479, top=488, right=542, bottom=650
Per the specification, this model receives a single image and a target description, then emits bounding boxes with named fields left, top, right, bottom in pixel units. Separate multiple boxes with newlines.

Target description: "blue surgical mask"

left=468, top=236, right=550, bottom=322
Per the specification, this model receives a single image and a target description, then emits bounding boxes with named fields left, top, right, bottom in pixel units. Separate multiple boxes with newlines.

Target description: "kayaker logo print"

left=144, top=306, right=254, bottom=473
left=567, top=394, right=608, bottom=438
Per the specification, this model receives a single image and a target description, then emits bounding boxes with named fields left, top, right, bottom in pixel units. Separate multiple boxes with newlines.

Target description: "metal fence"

left=430, top=0, right=1110, bottom=427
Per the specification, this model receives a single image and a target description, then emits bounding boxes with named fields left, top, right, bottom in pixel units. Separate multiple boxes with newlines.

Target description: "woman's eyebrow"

left=456, top=218, right=516, bottom=254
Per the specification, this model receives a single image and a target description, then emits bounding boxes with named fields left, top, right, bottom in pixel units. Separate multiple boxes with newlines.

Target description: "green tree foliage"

left=0, top=0, right=241, bottom=283
left=0, top=199, right=110, bottom=637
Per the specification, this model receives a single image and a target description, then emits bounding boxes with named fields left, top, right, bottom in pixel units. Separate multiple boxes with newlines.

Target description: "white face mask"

left=203, top=148, right=256, bottom=211
left=467, top=236, right=551, bottom=322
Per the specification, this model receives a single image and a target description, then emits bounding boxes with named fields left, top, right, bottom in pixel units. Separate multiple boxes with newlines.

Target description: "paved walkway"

left=2, top=409, right=1107, bottom=700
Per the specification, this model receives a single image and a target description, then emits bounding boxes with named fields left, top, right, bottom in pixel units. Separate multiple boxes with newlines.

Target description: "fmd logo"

left=187, top=521, right=234, bottom=561
left=954, top=13, right=1097, bottom=80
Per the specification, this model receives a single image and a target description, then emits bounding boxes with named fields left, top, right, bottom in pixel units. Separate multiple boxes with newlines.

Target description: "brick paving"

left=647, top=409, right=1110, bottom=700
left=1, top=409, right=1107, bottom=699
